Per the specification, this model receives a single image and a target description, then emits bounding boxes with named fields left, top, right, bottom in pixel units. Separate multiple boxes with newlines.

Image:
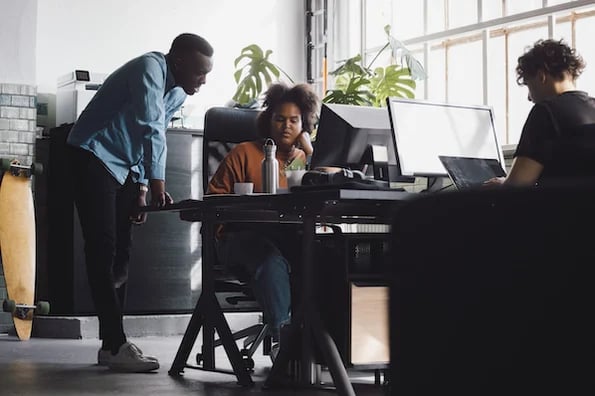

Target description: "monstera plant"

left=323, top=25, right=427, bottom=107
left=232, top=44, right=293, bottom=107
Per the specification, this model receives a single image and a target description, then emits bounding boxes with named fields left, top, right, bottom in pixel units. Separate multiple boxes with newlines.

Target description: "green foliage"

left=232, top=44, right=293, bottom=106
left=369, top=65, right=417, bottom=107
left=322, top=25, right=425, bottom=107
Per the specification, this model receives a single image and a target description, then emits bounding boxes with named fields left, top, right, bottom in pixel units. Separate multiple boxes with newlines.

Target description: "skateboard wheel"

left=35, top=301, right=50, bottom=315
left=243, top=356, right=255, bottom=371
left=2, top=299, right=16, bottom=313
left=31, top=162, right=44, bottom=176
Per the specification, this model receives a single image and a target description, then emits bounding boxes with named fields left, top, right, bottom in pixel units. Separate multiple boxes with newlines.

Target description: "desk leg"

left=208, top=293, right=254, bottom=386
left=168, top=293, right=206, bottom=376
left=264, top=215, right=356, bottom=396
left=310, top=310, right=356, bottom=396
left=168, top=291, right=254, bottom=386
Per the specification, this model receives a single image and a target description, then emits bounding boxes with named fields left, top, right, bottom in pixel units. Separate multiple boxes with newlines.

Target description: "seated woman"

left=486, top=38, right=595, bottom=187
left=206, top=82, right=320, bottom=359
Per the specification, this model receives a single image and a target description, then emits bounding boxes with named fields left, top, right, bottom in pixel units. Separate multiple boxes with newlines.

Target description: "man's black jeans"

left=71, top=147, right=137, bottom=351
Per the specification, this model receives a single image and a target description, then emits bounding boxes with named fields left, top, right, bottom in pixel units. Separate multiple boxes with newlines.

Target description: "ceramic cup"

left=234, top=182, right=254, bottom=195
left=285, top=169, right=307, bottom=189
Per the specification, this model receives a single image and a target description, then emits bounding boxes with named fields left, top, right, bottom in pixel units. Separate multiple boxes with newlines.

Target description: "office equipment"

left=386, top=97, right=504, bottom=179
left=317, top=233, right=391, bottom=367
left=438, top=155, right=506, bottom=190
left=311, top=103, right=413, bottom=183
left=56, top=70, right=106, bottom=126
left=389, top=185, right=595, bottom=395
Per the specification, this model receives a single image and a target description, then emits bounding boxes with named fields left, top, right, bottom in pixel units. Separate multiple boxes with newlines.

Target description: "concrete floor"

left=0, top=333, right=387, bottom=395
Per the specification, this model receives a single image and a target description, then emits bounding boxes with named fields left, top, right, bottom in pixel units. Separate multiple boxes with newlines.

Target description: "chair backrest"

left=388, top=185, right=595, bottom=395
left=202, top=106, right=261, bottom=193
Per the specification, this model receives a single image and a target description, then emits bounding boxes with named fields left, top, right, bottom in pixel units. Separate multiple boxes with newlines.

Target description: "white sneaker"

left=107, top=342, right=160, bottom=372
left=98, top=345, right=158, bottom=366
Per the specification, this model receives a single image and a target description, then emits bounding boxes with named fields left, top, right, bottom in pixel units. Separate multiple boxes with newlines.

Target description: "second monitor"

left=310, top=103, right=413, bottom=183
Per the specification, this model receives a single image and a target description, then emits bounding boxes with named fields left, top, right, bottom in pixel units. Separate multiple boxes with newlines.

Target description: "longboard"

left=0, top=158, right=49, bottom=340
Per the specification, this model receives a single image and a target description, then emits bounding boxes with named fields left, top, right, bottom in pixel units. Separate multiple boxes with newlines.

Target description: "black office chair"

left=388, top=185, right=595, bottom=396
left=197, top=106, right=271, bottom=369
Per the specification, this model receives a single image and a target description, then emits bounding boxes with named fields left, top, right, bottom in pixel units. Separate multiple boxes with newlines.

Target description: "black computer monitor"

left=310, top=103, right=412, bottom=182
left=386, top=97, right=505, bottom=178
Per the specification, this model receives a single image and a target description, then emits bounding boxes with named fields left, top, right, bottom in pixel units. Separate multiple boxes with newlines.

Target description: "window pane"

left=447, top=40, right=483, bottom=105
left=482, top=0, right=503, bottom=20
left=487, top=35, right=507, bottom=146
left=506, top=0, right=543, bottom=16
left=575, top=14, right=595, bottom=93
left=507, top=24, right=548, bottom=144
left=554, top=20, right=573, bottom=45
left=393, top=0, right=424, bottom=39
left=427, top=0, right=446, bottom=34
left=448, top=0, right=478, bottom=28
left=365, top=0, right=392, bottom=49
left=427, top=46, right=446, bottom=102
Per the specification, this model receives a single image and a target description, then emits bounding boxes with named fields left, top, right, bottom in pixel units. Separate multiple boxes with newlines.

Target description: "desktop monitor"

left=310, top=103, right=411, bottom=182
left=386, top=97, right=504, bottom=178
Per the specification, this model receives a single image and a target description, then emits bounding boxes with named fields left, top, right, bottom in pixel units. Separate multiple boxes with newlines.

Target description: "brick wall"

left=0, top=82, right=37, bottom=333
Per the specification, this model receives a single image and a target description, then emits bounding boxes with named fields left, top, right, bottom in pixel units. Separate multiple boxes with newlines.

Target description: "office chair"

left=197, top=105, right=271, bottom=369
left=388, top=184, right=595, bottom=396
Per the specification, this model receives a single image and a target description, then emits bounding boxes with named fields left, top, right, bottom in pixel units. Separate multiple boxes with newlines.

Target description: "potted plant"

left=231, top=44, right=294, bottom=108
left=323, top=25, right=426, bottom=107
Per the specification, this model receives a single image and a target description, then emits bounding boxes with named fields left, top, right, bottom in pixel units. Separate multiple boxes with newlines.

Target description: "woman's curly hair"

left=256, top=82, right=320, bottom=138
left=516, top=39, right=585, bottom=85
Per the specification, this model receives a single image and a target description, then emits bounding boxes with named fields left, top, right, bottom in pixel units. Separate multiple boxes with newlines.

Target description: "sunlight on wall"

left=35, top=0, right=305, bottom=129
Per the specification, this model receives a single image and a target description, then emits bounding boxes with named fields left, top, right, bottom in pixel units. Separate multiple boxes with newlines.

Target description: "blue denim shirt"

left=67, top=51, right=187, bottom=185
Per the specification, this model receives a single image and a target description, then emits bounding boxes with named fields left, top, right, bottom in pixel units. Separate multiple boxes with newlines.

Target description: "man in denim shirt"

left=67, top=33, right=213, bottom=372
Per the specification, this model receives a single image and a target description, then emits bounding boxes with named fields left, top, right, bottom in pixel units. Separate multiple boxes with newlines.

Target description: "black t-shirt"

left=514, top=91, right=595, bottom=184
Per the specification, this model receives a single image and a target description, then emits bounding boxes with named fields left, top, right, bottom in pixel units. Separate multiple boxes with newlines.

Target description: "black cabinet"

left=35, top=127, right=203, bottom=315
left=316, top=233, right=390, bottom=368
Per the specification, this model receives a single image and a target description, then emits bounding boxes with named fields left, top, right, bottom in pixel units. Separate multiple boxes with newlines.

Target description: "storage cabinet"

left=34, top=126, right=203, bottom=314
left=315, top=233, right=390, bottom=367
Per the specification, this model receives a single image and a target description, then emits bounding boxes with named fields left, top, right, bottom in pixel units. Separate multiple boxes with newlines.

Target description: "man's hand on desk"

left=130, top=184, right=149, bottom=225
left=150, top=179, right=174, bottom=208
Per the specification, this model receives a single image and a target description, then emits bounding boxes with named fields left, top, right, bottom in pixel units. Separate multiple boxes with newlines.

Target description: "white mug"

left=234, top=182, right=254, bottom=195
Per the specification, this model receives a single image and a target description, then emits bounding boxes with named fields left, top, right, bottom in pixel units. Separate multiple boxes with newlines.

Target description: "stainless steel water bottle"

left=261, top=138, right=278, bottom=193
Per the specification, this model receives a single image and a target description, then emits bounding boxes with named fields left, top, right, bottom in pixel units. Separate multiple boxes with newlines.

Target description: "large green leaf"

left=328, top=54, right=369, bottom=78
left=322, top=74, right=374, bottom=106
left=369, top=65, right=416, bottom=107
left=232, top=44, right=283, bottom=105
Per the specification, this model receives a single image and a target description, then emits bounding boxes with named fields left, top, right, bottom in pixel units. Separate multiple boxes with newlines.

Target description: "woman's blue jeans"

left=215, top=230, right=291, bottom=342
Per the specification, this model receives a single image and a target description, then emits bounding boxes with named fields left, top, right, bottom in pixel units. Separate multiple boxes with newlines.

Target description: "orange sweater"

left=207, top=141, right=306, bottom=194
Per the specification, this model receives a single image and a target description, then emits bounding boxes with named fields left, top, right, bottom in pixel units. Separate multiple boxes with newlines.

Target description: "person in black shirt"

left=486, top=38, right=595, bottom=187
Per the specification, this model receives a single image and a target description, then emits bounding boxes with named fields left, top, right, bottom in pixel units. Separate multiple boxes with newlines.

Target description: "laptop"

left=438, top=155, right=507, bottom=190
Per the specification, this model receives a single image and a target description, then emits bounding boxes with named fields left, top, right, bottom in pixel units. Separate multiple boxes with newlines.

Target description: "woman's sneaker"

left=107, top=342, right=160, bottom=372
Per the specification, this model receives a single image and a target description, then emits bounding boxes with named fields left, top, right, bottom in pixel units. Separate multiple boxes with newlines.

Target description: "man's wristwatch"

left=139, top=185, right=149, bottom=192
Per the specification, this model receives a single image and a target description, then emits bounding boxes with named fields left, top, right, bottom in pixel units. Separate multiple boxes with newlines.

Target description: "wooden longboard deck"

left=0, top=170, right=36, bottom=340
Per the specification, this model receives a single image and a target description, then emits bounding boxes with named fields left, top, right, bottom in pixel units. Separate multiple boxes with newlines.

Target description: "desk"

left=164, top=188, right=417, bottom=395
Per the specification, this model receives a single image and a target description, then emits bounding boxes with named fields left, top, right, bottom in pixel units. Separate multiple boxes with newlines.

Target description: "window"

left=329, top=0, right=595, bottom=146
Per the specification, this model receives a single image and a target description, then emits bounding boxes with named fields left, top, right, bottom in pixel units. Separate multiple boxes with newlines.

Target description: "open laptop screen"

left=439, top=155, right=507, bottom=189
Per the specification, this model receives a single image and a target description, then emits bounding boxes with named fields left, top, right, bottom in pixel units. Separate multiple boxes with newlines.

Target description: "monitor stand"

left=424, top=176, right=451, bottom=193
left=361, top=144, right=415, bottom=185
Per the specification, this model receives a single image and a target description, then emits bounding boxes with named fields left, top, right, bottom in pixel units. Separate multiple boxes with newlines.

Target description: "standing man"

left=67, top=33, right=213, bottom=372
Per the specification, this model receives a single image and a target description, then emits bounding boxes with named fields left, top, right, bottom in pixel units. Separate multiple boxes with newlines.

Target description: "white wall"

left=36, top=0, right=306, bottom=127
left=0, top=0, right=37, bottom=84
